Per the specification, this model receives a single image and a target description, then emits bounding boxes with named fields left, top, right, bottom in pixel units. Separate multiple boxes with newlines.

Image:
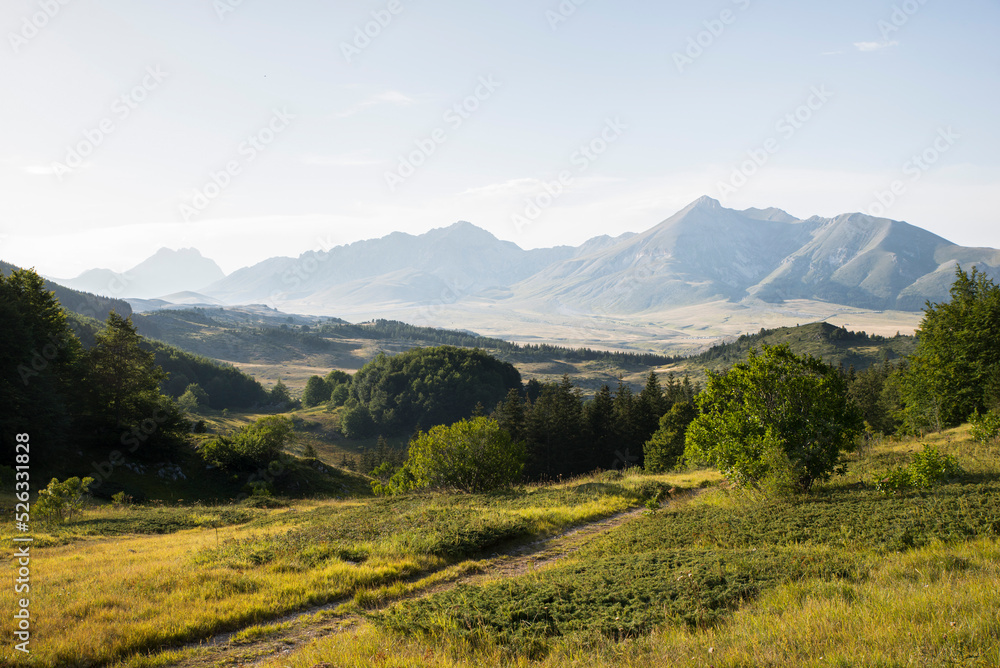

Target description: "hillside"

left=1, top=259, right=132, bottom=320
left=54, top=247, right=226, bottom=299
left=684, top=321, right=917, bottom=374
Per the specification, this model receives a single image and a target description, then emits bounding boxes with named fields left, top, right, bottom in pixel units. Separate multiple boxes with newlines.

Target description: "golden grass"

left=251, top=537, right=1000, bottom=668
left=0, top=474, right=659, bottom=667
left=249, top=427, right=998, bottom=668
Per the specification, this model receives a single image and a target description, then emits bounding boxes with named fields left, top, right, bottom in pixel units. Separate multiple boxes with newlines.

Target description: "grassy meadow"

left=0, top=469, right=689, bottom=667
left=2, top=422, right=996, bottom=667
left=253, top=425, right=999, bottom=668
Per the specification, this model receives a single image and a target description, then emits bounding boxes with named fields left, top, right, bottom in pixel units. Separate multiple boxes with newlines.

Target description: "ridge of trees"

left=690, top=320, right=915, bottom=372
left=71, top=313, right=268, bottom=409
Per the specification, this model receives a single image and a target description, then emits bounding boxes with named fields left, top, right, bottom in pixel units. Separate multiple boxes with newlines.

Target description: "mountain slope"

left=1, top=260, right=132, bottom=320
left=508, top=197, right=820, bottom=311
left=56, top=248, right=226, bottom=299
left=202, top=222, right=576, bottom=307
left=508, top=198, right=999, bottom=313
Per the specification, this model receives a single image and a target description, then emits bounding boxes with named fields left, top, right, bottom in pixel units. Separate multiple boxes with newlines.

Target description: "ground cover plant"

left=0, top=471, right=669, bottom=667
left=345, top=425, right=1000, bottom=665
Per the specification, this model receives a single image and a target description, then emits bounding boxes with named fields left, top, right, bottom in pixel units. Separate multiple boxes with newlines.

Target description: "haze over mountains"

left=53, top=198, right=1000, bottom=320
left=55, top=248, right=225, bottom=301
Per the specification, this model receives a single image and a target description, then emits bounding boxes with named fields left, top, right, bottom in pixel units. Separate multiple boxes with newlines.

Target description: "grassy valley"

left=1, top=428, right=995, bottom=667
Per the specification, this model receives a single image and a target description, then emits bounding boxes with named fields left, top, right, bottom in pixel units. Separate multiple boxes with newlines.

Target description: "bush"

left=36, top=476, right=95, bottom=524
left=908, top=445, right=962, bottom=487
left=405, top=417, right=526, bottom=493
left=685, top=344, right=862, bottom=492
left=873, top=444, right=962, bottom=493
left=339, top=405, right=376, bottom=439
left=970, top=408, right=1000, bottom=444
left=201, top=416, right=293, bottom=470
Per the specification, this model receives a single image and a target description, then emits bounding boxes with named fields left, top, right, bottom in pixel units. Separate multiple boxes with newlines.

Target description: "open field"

left=3, top=426, right=996, bottom=667
left=252, top=426, right=997, bottom=668
left=0, top=470, right=696, bottom=667
left=299, top=298, right=925, bottom=356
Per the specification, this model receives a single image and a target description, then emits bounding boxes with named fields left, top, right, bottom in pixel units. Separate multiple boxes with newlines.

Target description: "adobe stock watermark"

left=716, top=85, right=833, bottom=202
left=865, top=126, right=959, bottom=218
left=546, top=0, right=588, bottom=31
left=673, top=0, right=751, bottom=74
left=384, top=76, right=501, bottom=192
left=512, top=117, right=627, bottom=233
left=263, top=234, right=340, bottom=307
left=86, top=407, right=176, bottom=491
left=877, top=0, right=929, bottom=42
left=341, top=0, right=410, bottom=63
left=49, top=66, right=169, bottom=181
left=8, top=0, right=74, bottom=54
left=179, top=108, right=295, bottom=221
left=16, top=332, right=75, bottom=386
left=214, top=0, right=248, bottom=21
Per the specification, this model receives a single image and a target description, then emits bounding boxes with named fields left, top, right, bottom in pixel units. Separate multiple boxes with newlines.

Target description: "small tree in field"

left=685, top=344, right=861, bottom=493
left=36, top=476, right=95, bottom=524
left=405, top=417, right=525, bottom=493
left=201, top=415, right=293, bottom=470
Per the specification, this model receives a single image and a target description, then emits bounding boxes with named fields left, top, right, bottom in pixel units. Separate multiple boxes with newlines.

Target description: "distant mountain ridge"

left=62, top=198, right=1000, bottom=317
left=506, top=197, right=1000, bottom=313
left=201, top=221, right=584, bottom=308
left=55, top=248, right=225, bottom=300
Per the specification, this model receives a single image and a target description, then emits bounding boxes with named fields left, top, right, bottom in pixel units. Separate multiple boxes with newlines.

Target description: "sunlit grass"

left=0, top=472, right=661, bottom=667
left=252, top=425, right=998, bottom=668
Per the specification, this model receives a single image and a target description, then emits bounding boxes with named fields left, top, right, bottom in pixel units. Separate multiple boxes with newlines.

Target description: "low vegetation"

left=0, top=472, right=672, bottom=667
left=260, top=425, right=1000, bottom=667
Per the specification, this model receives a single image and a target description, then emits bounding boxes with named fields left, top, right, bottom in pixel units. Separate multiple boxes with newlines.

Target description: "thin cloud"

left=300, top=152, right=380, bottom=167
left=854, top=40, right=899, bottom=52
left=333, top=90, right=415, bottom=119
left=23, top=164, right=59, bottom=175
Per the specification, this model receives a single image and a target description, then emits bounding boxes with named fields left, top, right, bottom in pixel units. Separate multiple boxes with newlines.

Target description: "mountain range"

left=52, top=198, right=1000, bottom=319
left=54, top=248, right=225, bottom=300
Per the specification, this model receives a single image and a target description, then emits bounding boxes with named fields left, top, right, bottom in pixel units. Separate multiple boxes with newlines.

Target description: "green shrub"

left=201, top=416, right=293, bottom=470
left=872, top=466, right=913, bottom=494
left=970, top=408, right=1000, bottom=444
left=36, top=476, right=95, bottom=524
left=873, top=445, right=962, bottom=493
left=685, top=345, right=861, bottom=492
left=908, top=445, right=961, bottom=487
left=405, top=417, right=526, bottom=493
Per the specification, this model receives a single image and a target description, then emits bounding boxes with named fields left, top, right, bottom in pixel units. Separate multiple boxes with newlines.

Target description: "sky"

left=1, top=0, right=998, bottom=277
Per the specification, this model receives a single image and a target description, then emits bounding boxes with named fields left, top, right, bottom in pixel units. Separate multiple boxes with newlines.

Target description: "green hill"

left=686, top=321, right=917, bottom=373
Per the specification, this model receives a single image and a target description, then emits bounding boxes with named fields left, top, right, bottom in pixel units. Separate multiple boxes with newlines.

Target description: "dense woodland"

left=0, top=268, right=272, bottom=486
left=3, top=263, right=999, bottom=499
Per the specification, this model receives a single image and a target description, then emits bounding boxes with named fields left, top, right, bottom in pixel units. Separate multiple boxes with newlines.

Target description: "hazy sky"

left=2, top=0, right=998, bottom=276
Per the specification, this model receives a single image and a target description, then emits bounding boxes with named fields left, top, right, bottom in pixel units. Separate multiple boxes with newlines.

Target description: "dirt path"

left=159, top=498, right=684, bottom=668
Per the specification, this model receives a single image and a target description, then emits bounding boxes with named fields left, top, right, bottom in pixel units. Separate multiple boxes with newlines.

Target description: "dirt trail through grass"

left=160, top=497, right=686, bottom=668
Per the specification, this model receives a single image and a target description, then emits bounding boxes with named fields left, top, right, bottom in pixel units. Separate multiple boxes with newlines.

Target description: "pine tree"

left=901, top=266, right=1000, bottom=431
left=269, top=379, right=292, bottom=407
left=583, top=384, right=616, bottom=470
left=0, top=268, right=81, bottom=446
left=84, top=312, right=166, bottom=428
left=493, top=388, right=526, bottom=441
left=638, top=371, right=668, bottom=438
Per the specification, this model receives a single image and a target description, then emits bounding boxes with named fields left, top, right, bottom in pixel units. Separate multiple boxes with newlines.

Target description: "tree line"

left=360, top=266, right=1000, bottom=496
left=1, top=269, right=270, bottom=481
